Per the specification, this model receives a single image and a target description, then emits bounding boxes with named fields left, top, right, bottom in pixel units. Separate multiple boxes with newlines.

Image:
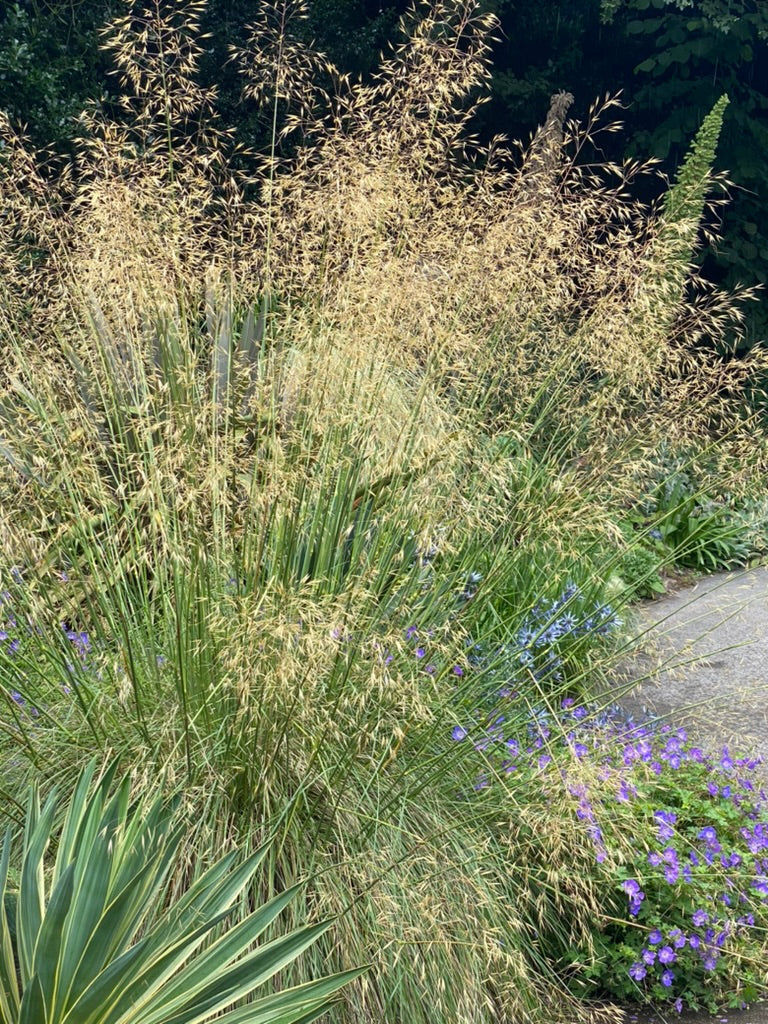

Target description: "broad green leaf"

left=17, top=972, right=45, bottom=1024
left=0, top=829, right=20, bottom=1021
left=140, top=921, right=335, bottom=1024
left=17, top=785, right=58, bottom=984
left=54, top=827, right=122, bottom=1016
left=61, top=856, right=169, bottom=1014
left=33, top=861, right=76, bottom=1013
left=62, top=911, right=232, bottom=1024
left=139, top=884, right=309, bottom=1022
left=50, top=759, right=100, bottom=888
left=156, top=844, right=270, bottom=936
left=7, top=766, right=359, bottom=1024
left=172, top=967, right=368, bottom=1024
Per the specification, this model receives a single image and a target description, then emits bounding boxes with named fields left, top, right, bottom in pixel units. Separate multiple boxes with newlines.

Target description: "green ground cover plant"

left=0, top=0, right=767, bottom=1021
left=608, top=439, right=768, bottom=598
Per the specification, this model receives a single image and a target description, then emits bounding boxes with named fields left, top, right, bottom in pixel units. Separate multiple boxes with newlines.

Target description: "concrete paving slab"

left=611, top=567, right=768, bottom=771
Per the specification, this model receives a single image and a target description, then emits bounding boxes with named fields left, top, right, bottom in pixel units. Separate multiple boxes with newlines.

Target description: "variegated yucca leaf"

left=0, top=761, right=365, bottom=1024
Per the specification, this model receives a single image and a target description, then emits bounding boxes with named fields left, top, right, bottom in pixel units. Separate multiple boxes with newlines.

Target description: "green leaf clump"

left=0, top=759, right=364, bottom=1024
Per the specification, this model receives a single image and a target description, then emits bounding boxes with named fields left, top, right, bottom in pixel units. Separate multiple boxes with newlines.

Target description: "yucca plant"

left=0, top=759, right=365, bottom=1024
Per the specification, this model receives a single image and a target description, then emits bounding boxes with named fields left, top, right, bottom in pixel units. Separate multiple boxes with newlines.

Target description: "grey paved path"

left=607, top=567, right=768, bottom=1024
left=613, top=568, right=768, bottom=774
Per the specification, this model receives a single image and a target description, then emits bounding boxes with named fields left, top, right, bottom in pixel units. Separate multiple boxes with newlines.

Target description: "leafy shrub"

left=620, top=440, right=762, bottom=575
left=614, top=542, right=667, bottom=600
left=590, top=727, right=768, bottom=1013
left=653, top=473, right=754, bottom=571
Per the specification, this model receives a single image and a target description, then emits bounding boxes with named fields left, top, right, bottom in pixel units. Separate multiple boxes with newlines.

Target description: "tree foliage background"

left=1, top=0, right=766, bottom=344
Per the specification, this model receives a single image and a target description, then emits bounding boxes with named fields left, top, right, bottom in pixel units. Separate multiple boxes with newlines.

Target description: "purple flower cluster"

left=445, top=643, right=768, bottom=1015
left=590, top=726, right=768, bottom=1010
left=401, top=584, right=622, bottom=701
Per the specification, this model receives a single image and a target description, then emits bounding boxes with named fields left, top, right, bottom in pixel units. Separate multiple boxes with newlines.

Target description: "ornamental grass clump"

left=0, top=0, right=766, bottom=1021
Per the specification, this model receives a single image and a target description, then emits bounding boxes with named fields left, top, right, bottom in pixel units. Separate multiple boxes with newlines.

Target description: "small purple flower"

left=629, top=896, right=644, bottom=917
left=414, top=647, right=425, bottom=659
left=658, top=946, right=676, bottom=965
left=617, top=780, right=636, bottom=802
left=406, top=626, right=418, bottom=639
left=452, top=726, right=467, bottom=742
left=661, top=970, right=675, bottom=988
left=628, top=962, right=647, bottom=982
left=654, top=810, right=677, bottom=841
left=636, top=739, right=652, bottom=761
left=648, top=929, right=663, bottom=945
left=452, top=665, right=464, bottom=676
left=698, top=826, right=717, bottom=844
